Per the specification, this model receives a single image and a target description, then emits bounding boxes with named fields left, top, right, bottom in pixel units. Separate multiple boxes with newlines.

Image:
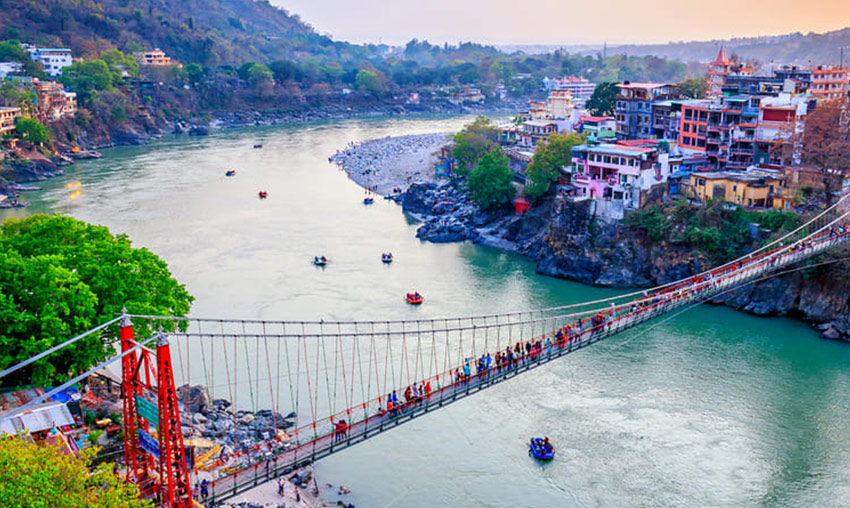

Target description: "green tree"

left=14, top=117, right=50, bottom=144
left=524, top=132, right=585, bottom=201
left=0, top=435, right=151, bottom=508
left=0, top=40, right=44, bottom=78
left=100, top=49, right=139, bottom=81
left=0, top=215, right=193, bottom=387
left=355, top=69, right=382, bottom=92
left=452, top=131, right=496, bottom=177
left=586, top=81, right=619, bottom=116
left=451, top=116, right=499, bottom=177
left=673, top=77, right=706, bottom=99
left=247, top=63, right=274, bottom=85
left=468, top=148, right=516, bottom=210
left=184, top=63, right=205, bottom=84
left=0, top=83, right=36, bottom=114
left=59, top=60, right=113, bottom=103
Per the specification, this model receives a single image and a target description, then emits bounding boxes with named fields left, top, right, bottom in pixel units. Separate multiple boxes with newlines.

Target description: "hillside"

left=603, top=27, right=850, bottom=65
left=0, top=0, right=380, bottom=66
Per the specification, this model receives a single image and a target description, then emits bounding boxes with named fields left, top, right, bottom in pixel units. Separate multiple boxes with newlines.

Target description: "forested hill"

left=605, top=27, right=850, bottom=65
left=0, top=0, right=382, bottom=66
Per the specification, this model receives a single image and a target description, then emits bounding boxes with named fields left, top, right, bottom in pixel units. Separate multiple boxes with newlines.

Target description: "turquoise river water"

left=3, top=115, right=850, bottom=507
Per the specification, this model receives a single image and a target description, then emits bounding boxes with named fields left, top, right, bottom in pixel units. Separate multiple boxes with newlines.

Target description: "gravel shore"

left=330, top=133, right=451, bottom=196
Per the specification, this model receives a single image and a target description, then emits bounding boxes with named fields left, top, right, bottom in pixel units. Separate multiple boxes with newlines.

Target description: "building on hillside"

left=808, top=65, right=848, bottom=101
left=678, top=94, right=766, bottom=170
left=449, top=85, right=485, bottom=105
left=650, top=100, right=681, bottom=141
left=0, top=107, right=21, bottom=135
left=567, top=142, right=675, bottom=218
left=722, top=74, right=789, bottom=95
left=135, top=48, right=175, bottom=66
left=31, top=79, right=77, bottom=122
left=579, top=116, right=616, bottom=142
left=772, top=66, right=813, bottom=92
left=527, top=100, right=548, bottom=120
left=0, top=62, right=23, bottom=78
left=23, top=46, right=72, bottom=77
left=495, top=82, right=508, bottom=101
left=615, top=82, right=672, bottom=140
left=689, top=170, right=789, bottom=209
left=519, top=119, right=560, bottom=147
left=546, top=89, right=573, bottom=119
left=543, top=76, right=597, bottom=106
left=706, top=48, right=734, bottom=96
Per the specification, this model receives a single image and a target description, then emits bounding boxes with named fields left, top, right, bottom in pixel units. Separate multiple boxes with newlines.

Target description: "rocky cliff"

left=402, top=181, right=850, bottom=342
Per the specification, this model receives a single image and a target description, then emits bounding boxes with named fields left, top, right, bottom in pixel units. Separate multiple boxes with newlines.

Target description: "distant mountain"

left=513, top=28, right=850, bottom=66
left=605, top=28, right=850, bottom=66
left=0, top=0, right=382, bottom=66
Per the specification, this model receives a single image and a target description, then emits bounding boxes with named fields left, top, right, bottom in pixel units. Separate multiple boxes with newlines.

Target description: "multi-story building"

left=579, top=116, right=616, bottom=142
left=650, top=100, right=681, bottom=141
left=134, top=49, right=175, bottom=66
left=808, top=65, right=848, bottom=101
left=568, top=141, right=675, bottom=217
left=546, top=89, right=573, bottom=119
left=23, top=46, right=72, bottom=77
left=707, top=48, right=734, bottom=96
left=0, top=62, right=23, bottom=78
left=772, top=66, right=813, bottom=92
left=678, top=94, right=765, bottom=170
left=543, top=76, right=597, bottom=106
left=519, top=119, right=560, bottom=147
left=31, top=79, right=77, bottom=122
left=689, top=170, right=789, bottom=209
left=0, top=106, right=21, bottom=135
left=615, top=82, right=672, bottom=140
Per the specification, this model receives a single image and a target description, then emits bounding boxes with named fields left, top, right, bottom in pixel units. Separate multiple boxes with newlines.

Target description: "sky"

left=273, top=0, right=850, bottom=46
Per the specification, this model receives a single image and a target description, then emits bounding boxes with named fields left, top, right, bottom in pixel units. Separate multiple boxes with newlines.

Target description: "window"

left=684, top=123, right=690, bottom=133
left=604, top=156, right=611, bottom=163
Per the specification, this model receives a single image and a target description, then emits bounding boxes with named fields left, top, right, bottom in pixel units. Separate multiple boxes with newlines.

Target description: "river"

left=4, top=114, right=850, bottom=507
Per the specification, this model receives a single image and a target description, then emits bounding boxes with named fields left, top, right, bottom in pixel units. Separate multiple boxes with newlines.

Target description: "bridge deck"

left=205, top=231, right=849, bottom=504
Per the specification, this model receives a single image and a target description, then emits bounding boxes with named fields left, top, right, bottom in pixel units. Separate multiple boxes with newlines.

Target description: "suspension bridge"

left=2, top=193, right=850, bottom=508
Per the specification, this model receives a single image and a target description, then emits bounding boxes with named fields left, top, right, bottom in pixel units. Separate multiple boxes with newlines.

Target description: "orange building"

left=808, top=65, right=848, bottom=101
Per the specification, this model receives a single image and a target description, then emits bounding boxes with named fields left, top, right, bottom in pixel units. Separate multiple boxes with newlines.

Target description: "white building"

left=543, top=76, right=597, bottom=106
left=0, top=62, right=23, bottom=78
left=24, top=45, right=73, bottom=77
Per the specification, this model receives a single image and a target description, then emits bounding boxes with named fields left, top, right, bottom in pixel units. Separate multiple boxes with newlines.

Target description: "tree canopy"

left=452, top=116, right=499, bottom=177
left=14, top=118, right=50, bottom=145
left=798, top=98, right=850, bottom=204
left=59, top=59, right=113, bottom=103
left=524, top=132, right=586, bottom=201
left=467, top=148, right=516, bottom=210
left=0, top=215, right=193, bottom=387
left=673, top=77, right=707, bottom=99
left=354, top=69, right=382, bottom=92
left=586, top=82, right=619, bottom=117
left=0, top=435, right=151, bottom=508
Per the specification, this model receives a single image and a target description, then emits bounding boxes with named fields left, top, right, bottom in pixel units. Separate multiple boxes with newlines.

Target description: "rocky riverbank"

left=330, top=133, right=449, bottom=196
left=395, top=180, right=850, bottom=342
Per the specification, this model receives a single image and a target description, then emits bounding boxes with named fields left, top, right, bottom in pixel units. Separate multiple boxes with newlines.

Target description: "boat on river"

left=381, top=253, right=393, bottom=263
left=258, top=190, right=268, bottom=199
left=225, top=170, right=236, bottom=177
left=313, top=256, right=328, bottom=266
left=528, top=438, right=554, bottom=460
left=363, top=196, right=374, bottom=205
left=253, top=144, right=263, bottom=149
left=406, top=292, right=423, bottom=305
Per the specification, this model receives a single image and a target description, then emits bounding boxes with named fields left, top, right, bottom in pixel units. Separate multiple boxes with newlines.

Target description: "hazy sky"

left=273, top=0, right=850, bottom=46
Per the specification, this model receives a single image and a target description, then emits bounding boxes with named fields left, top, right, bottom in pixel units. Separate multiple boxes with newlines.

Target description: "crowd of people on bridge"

left=209, top=217, right=850, bottom=491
